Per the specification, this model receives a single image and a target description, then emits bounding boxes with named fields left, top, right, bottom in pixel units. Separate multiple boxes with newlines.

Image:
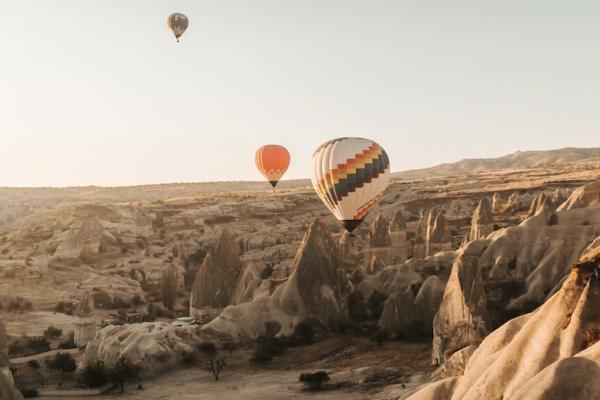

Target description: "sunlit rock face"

left=74, top=291, right=97, bottom=346
left=370, top=213, right=392, bottom=248
left=190, top=230, right=243, bottom=316
left=427, top=211, right=452, bottom=256
left=409, top=241, right=600, bottom=400
left=557, top=178, right=600, bottom=211
left=203, top=219, right=351, bottom=340
left=0, top=321, right=24, bottom=400
left=469, top=198, right=493, bottom=241
left=432, top=240, right=491, bottom=365
left=479, top=204, right=600, bottom=311
left=388, top=211, right=408, bottom=264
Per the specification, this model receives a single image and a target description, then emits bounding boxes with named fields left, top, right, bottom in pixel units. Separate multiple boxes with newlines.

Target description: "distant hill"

left=394, top=147, right=600, bottom=179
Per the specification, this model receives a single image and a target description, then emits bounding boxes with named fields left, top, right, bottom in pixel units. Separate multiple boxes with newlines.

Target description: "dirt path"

left=104, top=368, right=368, bottom=400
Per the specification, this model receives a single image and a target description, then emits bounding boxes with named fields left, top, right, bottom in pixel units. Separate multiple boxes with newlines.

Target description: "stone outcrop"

left=190, top=230, right=243, bottom=316
left=379, top=275, right=445, bottom=339
left=81, top=322, right=215, bottom=374
left=491, top=193, right=503, bottom=214
left=74, top=291, right=97, bottom=346
left=1, top=321, right=23, bottom=400
left=432, top=240, right=490, bottom=365
left=479, top=204, right=600, bottom=310
left=339, top=231, right=360, bottom=266
left=413, top=218, right=427, bottom=259
left=409, top=242, right=600, bottom=400
left=557, top=179, right=600, bottom=211
left=370, top=214, right=392, bottom=248
left=505, top=192, right=520, bottom=212
left=203, top=220, right=351, bottom=340
left=550, top=188, right=565, bottom=207
left=231, top=262, right=270, bottom=305
left=469, top=198, right=493, bottom=241
left=427, top=212, right=452, bottom=256
left=388, top=211, right=408, bottom=263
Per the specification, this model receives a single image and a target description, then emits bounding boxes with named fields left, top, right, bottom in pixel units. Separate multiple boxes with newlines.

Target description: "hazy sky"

left=0, top=1, right=598, bottom=187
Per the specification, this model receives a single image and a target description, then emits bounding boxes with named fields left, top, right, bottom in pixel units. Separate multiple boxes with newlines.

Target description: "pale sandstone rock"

left=432, top=240, right=490, bottom=365
left=469, top=198, right=493, bottom=241
left=557, top=179, right=600, bottom=211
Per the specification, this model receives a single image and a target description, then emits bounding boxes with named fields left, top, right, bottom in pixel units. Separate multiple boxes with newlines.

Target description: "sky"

left=0, top=0, right=598, bottom=187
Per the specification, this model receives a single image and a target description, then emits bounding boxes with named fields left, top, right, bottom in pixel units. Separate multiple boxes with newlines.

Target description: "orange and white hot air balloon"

left=310, top=137, right=390, bottom=232
left=255, top=145, right=290, bottom=188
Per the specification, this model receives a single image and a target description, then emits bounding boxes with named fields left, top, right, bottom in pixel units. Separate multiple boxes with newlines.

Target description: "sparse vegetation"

left=81, top=360, right=110, bottom=388
left=58, top=332, right=77, bottom=349
left=206, top=357, right=226, bottom=381
left=251, top=336, right=286, bottom=364
left=299, top=371, right=330, bottom=390
left=46, top=352, right=77, bottom=382
left=109, top=357, right=142, bottom=393
left=43, top=326, right=63, bottom=339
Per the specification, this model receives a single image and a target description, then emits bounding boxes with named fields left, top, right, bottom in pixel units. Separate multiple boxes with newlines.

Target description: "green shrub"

left=251, top=336, right=286, bottom=364
left=81, top=361, right=109, bottom=388
left=43, top=326, right=63, bottom=339
left=19, top=388, right=39, bottom=398
left=299, top=371, right=330, bottom=390
left=58, top=332, right=77, bottom=349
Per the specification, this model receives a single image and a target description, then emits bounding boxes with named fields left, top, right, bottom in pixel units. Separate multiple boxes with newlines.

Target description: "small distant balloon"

left=310, top=137, right=390, bottom=232
left=167, top=13, right=189, bottom=42
left=255, top=145, right=291, bottom=188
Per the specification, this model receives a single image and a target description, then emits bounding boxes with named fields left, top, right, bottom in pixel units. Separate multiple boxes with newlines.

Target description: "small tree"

left=43, top=326, right=62, bottom=339
left=58, top=332, right=77, bottom=349
left=251, top=336, right=286, bottom=364
left=160, top=265, right=178, bottom=311
left=46, top=352, right=77, bottom=382
left=299, top=371, right=330, bottom=390
left=81, top=361, right=110, bottom=388
left=291, top=320, right=315, bottom=346
left=206, top=357, right=226, bottom=381
left=109, top=357, right=141, bottom=393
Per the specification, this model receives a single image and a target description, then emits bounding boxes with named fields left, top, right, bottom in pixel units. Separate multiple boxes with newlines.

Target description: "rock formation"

left=550, top=188, right=565, bottom=207
left=338, top=231, right=360, bottom=266
left=432, top=240, right=490, bottom=365
left=527, top=192, right=553, bottom=218
left=491, top=193, right=503, bottom=214
left=557, top=178, right=600, bottom=211
left=366, top=255, right=385, bottom=275
left=409, top=241, right=600, bottom=400
left=190, top=230, right=243, bottom=317
left=81, top=322, right=215, bottom=375
left=413, top=219, right=427, bottom=259
left=427, top=212, right=452, bottom=256
left=505, top=192, right=520, bottom=212
left=479, top=203, right=600, bottom=310
left=203, top=219, right=350, bottom=340
left=74, top=291, right=97, bottom=346
left=370, top=214, right=392, bottom=248
left=0, top=321, right=23, bottom=400
left=469, top=198, right=493, bottom=241
left=378, top=275, right=444, bottom=339
left=231, top=262, right=270, bottom=305
left=366, top=214, right=395, bottom=265
left=388, top=211, right=408, bottom=263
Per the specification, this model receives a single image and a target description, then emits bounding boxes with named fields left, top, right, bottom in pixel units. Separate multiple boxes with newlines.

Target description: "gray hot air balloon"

left=167, top=13, right=189, bottom=43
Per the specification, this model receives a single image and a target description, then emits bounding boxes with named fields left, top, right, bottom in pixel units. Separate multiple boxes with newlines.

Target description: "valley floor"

left=83, top=337, right=434, bottom=400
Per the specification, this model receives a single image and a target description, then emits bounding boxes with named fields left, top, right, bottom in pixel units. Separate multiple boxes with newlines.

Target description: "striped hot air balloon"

left=311, top=137, right=390, bottom=232
left=167, top=13, right=189, bottom=42
left=255, top=145, right=291, bottom=188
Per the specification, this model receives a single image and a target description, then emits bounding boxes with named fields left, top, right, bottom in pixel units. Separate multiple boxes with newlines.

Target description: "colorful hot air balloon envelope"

left=311, top=137, right=390, bottom=232
left=255, top=145, right=291, bottom=188
left=167, top=13, right=189, bottom=42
